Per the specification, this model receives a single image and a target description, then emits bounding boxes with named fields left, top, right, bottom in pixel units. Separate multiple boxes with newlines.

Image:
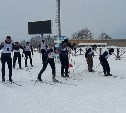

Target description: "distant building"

left=78, top=43, right=107, bottom=47
left=69, top=39, right=126, bottom=47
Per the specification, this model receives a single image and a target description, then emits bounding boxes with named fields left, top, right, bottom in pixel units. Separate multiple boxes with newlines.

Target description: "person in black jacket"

left=23, top=42, right=33, bottom=67
left=59, top=39, right=70, bottom=77
left=99, top=48, right=114, bottom=76
left=85, top=45, right=97, bottom=72
left=37, top=44, right=58, bottom=82
left=13, top=42, right=24, bottom=69
left=0, top=36, right=14, bottom=82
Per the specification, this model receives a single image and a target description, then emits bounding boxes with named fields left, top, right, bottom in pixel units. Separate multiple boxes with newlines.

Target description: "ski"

left=1, top=80, right=22, bottom=86
left=98, top=72, right=118, bottom=78
left=65, top=77, right=83, bottom=81
left=31, top=80, right=55, bottom=85
left=99, top=74, right=117, bottom=78
left=14, top=68, right=24, bottom=71
left=0, top=81, right=9, bottom=84
left=25, top=66, right=38, bottom=71
left=7, top=80, right=22, bottom=86
left=72, top=78, right=83, bottom=81
left=31, top=80, right=76, bottom=86
left=25, top=68, right=30, bottom=71
left=10, top=81, right=22, bottom=86
left=55, top=81, right=77, bottom=86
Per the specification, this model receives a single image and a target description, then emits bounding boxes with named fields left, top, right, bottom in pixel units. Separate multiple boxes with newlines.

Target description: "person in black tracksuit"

left=85, top=45, right=97, bottom=72
left=99, top=48, right=114, bottom=76
left=59, top=39, right=70, bottom=77
left=23, top=42, right=33, bottom=67
left=13, top=42, right=24, bottom=69
left=0, top=36, right=14, bottom=82
left=37, top=44, right=58, bottom=82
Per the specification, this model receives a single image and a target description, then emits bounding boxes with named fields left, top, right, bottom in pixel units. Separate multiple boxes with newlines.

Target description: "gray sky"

left=0, top=0, right=126, bottom=41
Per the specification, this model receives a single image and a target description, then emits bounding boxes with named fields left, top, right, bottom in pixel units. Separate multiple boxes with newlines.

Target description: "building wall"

left=69, top=39, right=126, bottom=47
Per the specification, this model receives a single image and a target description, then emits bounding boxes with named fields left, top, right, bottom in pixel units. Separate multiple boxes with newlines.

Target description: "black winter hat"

left=6, top=36, right=11, bottom=39
left=26, top=41, right=30, bottom=44
left=109, top=48, right=114, bottom=52
left=92, top=44, right=97, bottom=48
left=42, top=40, right=44, bottom=42
left=64, top=39, right=68, bottom=43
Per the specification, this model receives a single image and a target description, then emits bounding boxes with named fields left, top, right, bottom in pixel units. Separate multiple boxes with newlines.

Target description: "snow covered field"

left=0, top=48, right=126, bottom=113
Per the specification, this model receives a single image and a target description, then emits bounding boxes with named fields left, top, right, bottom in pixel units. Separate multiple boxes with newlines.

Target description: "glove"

left=1, top=42, right=4, bottom=45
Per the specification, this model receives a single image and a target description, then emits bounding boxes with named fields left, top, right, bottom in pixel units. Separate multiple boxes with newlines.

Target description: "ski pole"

left=79, top=63, right=101, bottom=76
left=75, top=63, right=82, bottom=71
left=93, top=63, right=101, bottom=70
left=78, top=66, right=88, bottom=76
left=72, top=63, right=82, bottom=74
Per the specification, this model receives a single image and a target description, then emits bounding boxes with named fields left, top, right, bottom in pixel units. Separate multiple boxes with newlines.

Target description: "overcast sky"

left=0, top=0, right=126, bottom=41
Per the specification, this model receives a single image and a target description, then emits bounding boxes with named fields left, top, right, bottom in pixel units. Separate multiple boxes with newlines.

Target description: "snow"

left=0, top=49, right=126, bottom=113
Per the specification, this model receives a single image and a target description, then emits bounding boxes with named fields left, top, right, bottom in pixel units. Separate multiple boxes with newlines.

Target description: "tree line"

left=71, top=28, right=112, bottom=40
left=21, top=35, right=54, bottom=48
left=20, top=27, right=112, bottom=48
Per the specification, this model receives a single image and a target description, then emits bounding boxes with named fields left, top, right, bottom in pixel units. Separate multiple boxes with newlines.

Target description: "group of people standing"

left=0, top=36, right=33, bottom=82
left=0, top=36, right=71, bottom=83
left=0, top=36, right=115, bottom=83
left=38, top=40, right=115, bottom=83
left=37, top=39, right=71, bottom=82
left=85, top=45, right=114, bottom=76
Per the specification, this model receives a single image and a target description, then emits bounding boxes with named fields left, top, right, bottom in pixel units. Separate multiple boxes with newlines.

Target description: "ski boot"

left=108, top=73, right=112, bottom=76
left=37, top=75, right=42, bottom=81
left=9, top=77, right=13, bottom=82
left=104, top=74, right=108, bottom=76
left=89, top=69, right=95, bottom=72
left=91, top=69, right=95, bottom=72
left=19, top=67, right=22, bottom=69
left=52, top=77, right=59, bottom=82
left=65, top=74, right=69, bottom=77
left=61, top=74, right=66, bottom=78
left=2, top=77, right=5, bottom=82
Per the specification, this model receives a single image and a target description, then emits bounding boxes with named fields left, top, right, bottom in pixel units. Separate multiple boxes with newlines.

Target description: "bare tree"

left=71, top=32, right=78, bottom=39
left=20, top=40, right=26, bottom=47
left=30, top=35, right=41, bottom=48
left=99, top=32, right=112, bottom=39
left=71, top=28, right=93, bottom=39
left=28, top=35, right=54, bottom=48
left=44, top=35, right=54, bottom=45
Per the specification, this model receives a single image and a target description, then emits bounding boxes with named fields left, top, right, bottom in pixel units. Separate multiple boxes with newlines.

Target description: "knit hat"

left=6, top=36, right=11, bottom=39
left=92, top=44, right=97, bottom=48
left=109, top=48, right=114, bottom=52
left=64, top=39, right=68, bottom=43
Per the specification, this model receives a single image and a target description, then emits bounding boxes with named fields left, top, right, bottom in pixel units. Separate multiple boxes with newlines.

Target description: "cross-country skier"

left=85, top=45, right=97, bottom=72
left=23, top=42, right=33, bottom=67
left=99, top=48, right=114, bottom=76
left=13, top=41, right=24, bottom=69
left=59, top=39, right=71, bottom=77
left=37, top=44, right=58, bottom=82
left=39, top=40, right=48, bottom=65
left=0, top=36, right=14, bottom=82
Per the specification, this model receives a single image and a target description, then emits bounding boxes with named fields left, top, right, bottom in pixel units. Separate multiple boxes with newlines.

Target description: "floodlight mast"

left=56, top=0, right=61, bottom=37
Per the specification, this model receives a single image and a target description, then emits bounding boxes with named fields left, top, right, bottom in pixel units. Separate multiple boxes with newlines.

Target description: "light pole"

left=56, top=0, right=61, bottom=37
